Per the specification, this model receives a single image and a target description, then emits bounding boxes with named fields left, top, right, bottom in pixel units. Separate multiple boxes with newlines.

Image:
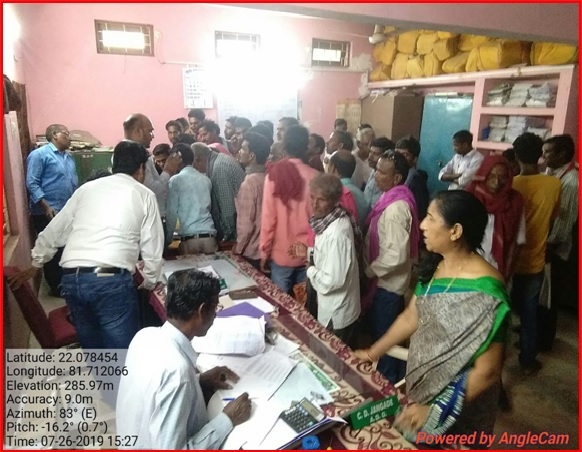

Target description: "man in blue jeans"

left=510, top=133, right=561, bottom=375
left=25, top=124, right=78, bottom=296
left=364, top=152, right=419, bottom=384
left=9, top=141, right=164, bottom=349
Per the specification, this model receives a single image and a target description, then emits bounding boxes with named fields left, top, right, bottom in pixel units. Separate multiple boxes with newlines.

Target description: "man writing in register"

left=117, top=269, right=252, bottom=449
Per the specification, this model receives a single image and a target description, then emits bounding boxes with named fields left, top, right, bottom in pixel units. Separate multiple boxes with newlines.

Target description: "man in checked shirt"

left=191, top=143, right=245, bottom=245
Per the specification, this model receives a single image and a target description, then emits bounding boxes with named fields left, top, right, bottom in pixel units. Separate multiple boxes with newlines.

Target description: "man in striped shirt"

left=191, top=144, right=245, bottom=244
left=538, top=134, right=579, bottom=351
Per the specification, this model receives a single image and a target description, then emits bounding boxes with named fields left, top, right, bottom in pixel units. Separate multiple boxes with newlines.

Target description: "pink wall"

left=12, top=3, right=373, bottom=147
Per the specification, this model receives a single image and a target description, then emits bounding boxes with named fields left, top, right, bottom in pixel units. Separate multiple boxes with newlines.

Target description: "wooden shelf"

left=475, top=140, right=513, bottom=151
left=480, top=106, right=556, bottom=116
left=469, top=66, right=577, bottom=151
left=367, top=65, right=576, bottom=90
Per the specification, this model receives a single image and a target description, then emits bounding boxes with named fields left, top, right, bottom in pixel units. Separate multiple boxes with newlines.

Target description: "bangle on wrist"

left=366, top=350, right=375, bottom=362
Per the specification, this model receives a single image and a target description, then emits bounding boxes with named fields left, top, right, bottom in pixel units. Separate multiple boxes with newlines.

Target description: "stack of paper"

left=506, top=83, right=533, bottom=107
left=198, top=350, right=297, bottom=399
left=527, top=82, right=557, bottom=108
left=486, top=83, right=512, bottom=106
left=192, top=316, right=266, bottom=356
left=505, top=116, right=528, bottom=143
left=488, top=116, right=508, bottom=142
left=527, top=126, right=550, bottom=140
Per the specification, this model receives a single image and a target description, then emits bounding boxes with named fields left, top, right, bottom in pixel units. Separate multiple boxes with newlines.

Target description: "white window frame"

left=311, top=38, right=350, bottom=68
left=95, top=19, right=154, bottom=56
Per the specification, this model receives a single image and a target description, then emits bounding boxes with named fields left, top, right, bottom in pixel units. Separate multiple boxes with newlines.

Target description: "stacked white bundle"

left=527, top=82, right=557, bottom=108
left=486, top=83, right=512, bottom=106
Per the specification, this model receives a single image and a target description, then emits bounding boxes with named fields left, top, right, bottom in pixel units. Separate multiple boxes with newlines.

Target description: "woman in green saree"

left=355, top=190, right=510, bottom=447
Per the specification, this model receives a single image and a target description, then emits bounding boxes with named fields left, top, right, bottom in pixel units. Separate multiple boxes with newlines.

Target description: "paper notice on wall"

left=336, top=100, right=362, bottom=136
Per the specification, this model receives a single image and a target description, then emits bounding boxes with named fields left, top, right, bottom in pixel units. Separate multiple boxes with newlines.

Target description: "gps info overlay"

left=4, top=349, right=133, bottom=449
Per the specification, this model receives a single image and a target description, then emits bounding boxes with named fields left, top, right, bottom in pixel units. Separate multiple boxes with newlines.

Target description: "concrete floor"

left=32, top=279, right=579, bottom=450
left=494, top=310, right=579, bottom=450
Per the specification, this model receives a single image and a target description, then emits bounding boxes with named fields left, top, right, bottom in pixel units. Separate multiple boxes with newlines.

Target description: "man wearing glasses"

left=25, top=124, right=77, bottom=297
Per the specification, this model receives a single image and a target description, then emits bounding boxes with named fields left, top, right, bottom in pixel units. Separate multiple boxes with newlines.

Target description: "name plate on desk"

left=349, top=395, right=399, bottom=430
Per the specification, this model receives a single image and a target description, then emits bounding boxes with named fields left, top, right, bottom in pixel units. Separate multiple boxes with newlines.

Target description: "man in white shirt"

left=355, top=127, right=375, bottom=184
left=123, top=113, right=181, bottom=218
left=289, top=174, right=361, bottom=347
left=539, top=134, right=579, bottom=350
left=438, top=130, right=484, bottom=190
left=325, top=130, right=368, bottom=189
left=364, top=137, right=394, bottom=208
left=117, top=269, right=251, bottom=449
left=365, top=152, right=419, bottom=383
left=8, top=141, right=164, bottom=349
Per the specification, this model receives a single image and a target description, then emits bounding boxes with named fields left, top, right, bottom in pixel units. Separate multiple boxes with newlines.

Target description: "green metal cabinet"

left=70, top=150, right=113, bottom=185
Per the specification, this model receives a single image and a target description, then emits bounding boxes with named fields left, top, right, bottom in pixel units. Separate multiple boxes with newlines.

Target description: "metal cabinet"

left=70, top=150, right=113, bottom=185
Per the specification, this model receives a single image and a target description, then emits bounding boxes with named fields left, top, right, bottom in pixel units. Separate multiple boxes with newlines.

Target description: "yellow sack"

left=437, top=31, right=459, bottom=39
left=373, top=42, right=384, bottom=63
left=433, top=37, right=458, bottom=61
left=391, top=53, right=410, bottom=79
left=531, top=42, right=578, bottom=65
left=458, top=34, right=492, bottom=51
left=424, top=52, right=443, bottom=77
left=466, top=48, right=480, bottom=72
left=374, top=37, right=397, bottom=66
left=369, top=63, right=392, bottom=82
left=417, top=32, right=439, bottom=55
left=477, top=40, right=524, bottom=70
left=442, top=51, right=470, bottom=73
left=407, top=55, right=424, bottom=78
left=397, top=30, right=420, bottom=54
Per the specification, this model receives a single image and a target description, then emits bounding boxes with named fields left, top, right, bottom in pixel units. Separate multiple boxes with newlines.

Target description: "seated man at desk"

left=116, top=269, right=252, bottom=449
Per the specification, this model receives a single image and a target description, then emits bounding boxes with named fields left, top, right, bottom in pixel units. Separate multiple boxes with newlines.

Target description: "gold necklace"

left=424, top=259, right=466, bottom=296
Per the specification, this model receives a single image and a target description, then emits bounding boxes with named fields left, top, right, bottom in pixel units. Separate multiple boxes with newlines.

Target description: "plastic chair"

left=4, top=266, right=78, bottom=349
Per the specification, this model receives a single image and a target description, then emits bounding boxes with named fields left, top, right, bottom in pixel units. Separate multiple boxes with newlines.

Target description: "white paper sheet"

left=217, top=351, right=297, bottom=400
left=272, top=362, right=334, bottom=408
left=244, top=417, right=297, bottom=450
left=161, top=258, right=201, bottom=283
left=208, top=393, right=287, bottom=450
left=272, top=334, right=300, bottom=356
left=191, top=317, right=266, bottom=356
left=196, top=350, right=297, bottom=399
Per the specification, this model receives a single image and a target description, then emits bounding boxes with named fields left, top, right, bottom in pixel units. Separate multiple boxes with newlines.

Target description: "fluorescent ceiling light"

left=102, top=30, right=145, bottom=50
left=312, top=48, right=341, bottom=62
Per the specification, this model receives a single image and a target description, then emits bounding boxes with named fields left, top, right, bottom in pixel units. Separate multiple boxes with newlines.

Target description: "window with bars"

left=3, top=186, right=11, bottom=245
left=311, top=38, right=350, bottom=68
left=95, top=20, right=154, bottom=56
left=215, top=31, right=260, bottom=58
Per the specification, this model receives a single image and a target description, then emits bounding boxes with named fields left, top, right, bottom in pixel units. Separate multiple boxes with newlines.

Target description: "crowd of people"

left=8, top=107, right=578, bottom=447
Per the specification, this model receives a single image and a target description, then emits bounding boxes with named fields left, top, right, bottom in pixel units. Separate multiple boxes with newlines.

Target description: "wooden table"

left=136, top=253, right=414, bottom=450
